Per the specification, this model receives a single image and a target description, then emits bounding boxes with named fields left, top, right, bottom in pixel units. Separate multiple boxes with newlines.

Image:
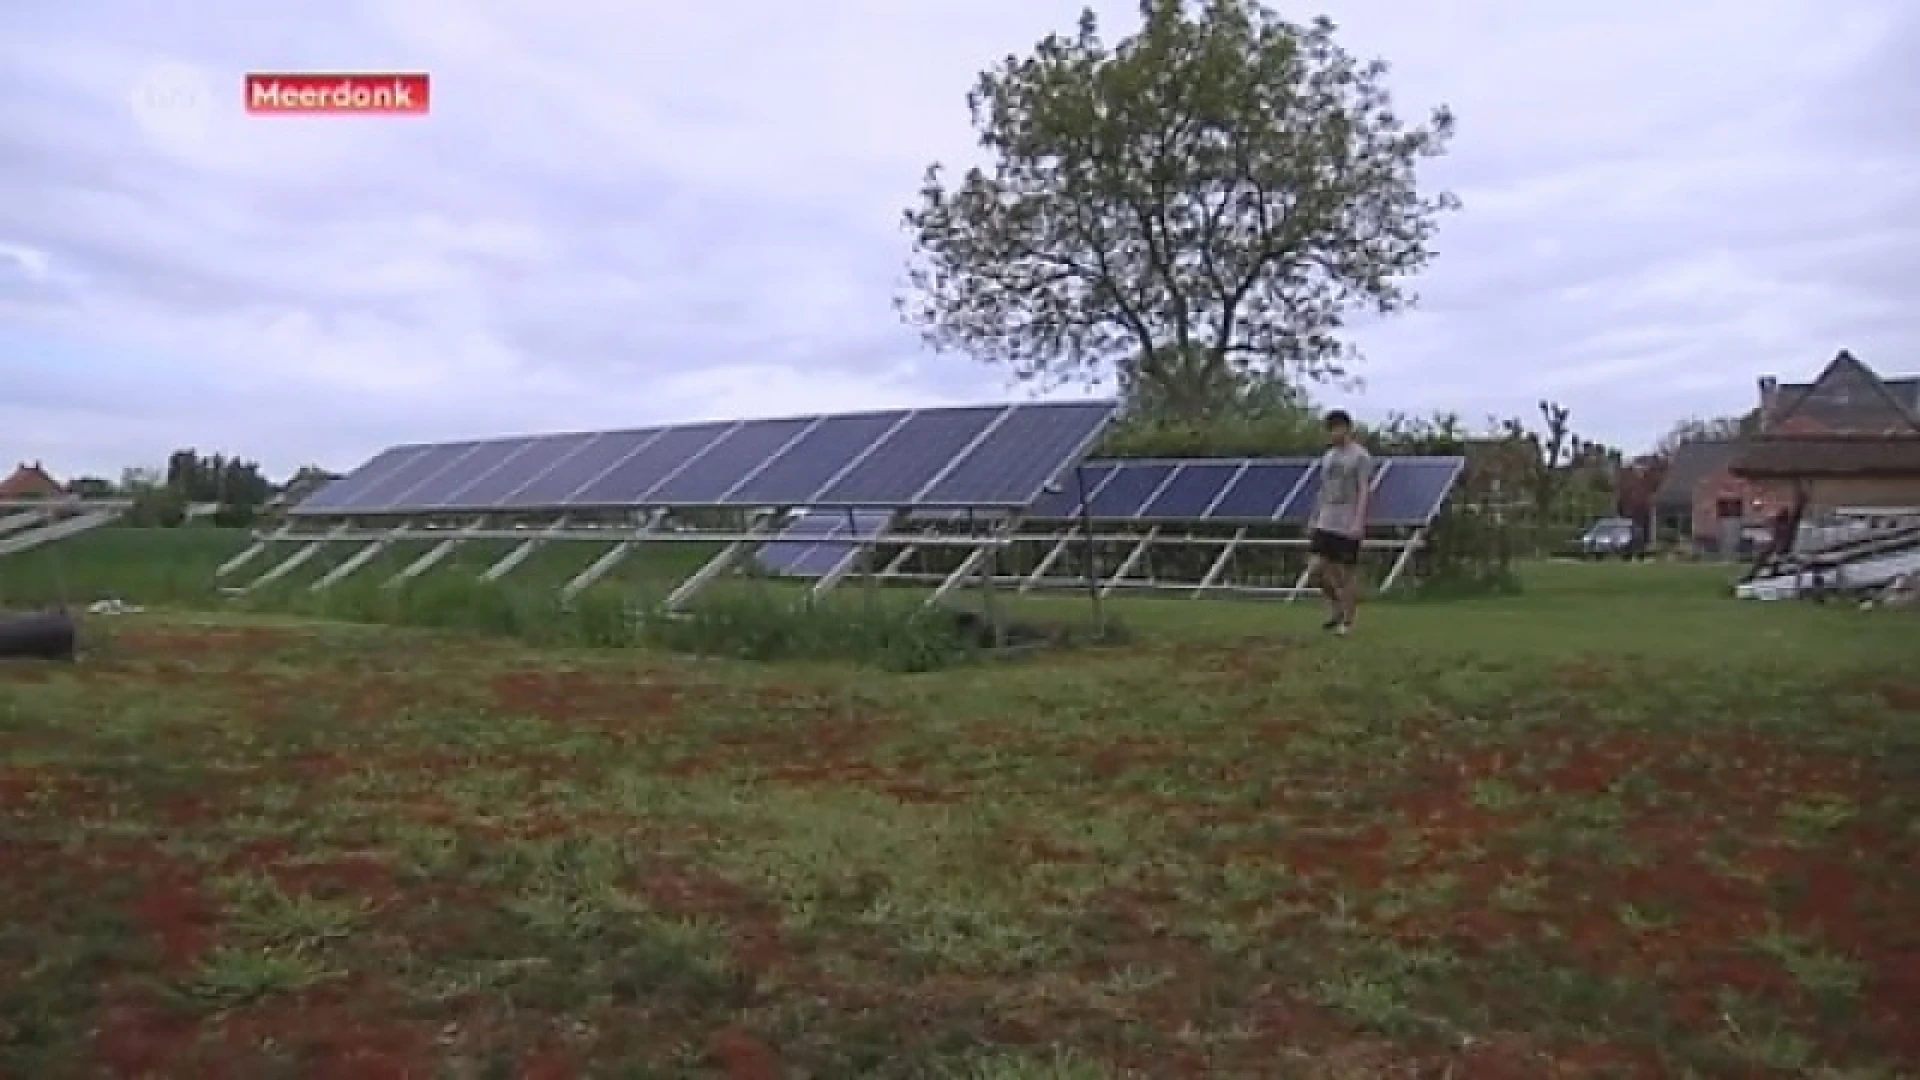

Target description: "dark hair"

left=1324, top=409, right=1353, bottom=429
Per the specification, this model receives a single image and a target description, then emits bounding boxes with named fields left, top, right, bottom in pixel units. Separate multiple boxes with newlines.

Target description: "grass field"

left=3, top=533, right=1918, bottom=1077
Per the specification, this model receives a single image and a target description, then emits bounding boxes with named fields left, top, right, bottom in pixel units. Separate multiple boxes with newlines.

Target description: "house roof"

left=1730, top=434, right=1920, bottom=478
left=1652, top=439, right=1739, bottom=507
left=0, top=461, right=62, bottom=499
left=1766, top=350, right=1920, bottom=434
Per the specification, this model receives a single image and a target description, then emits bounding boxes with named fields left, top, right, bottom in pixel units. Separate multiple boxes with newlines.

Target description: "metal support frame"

left=666, top=518, right=776, bottom=612
left=311, top=524, right=406, bottom=592
left=1193, top=527, right=1247, bottom=597
left=880, top=541, right=919, bottom=576
left=217, top=524, right=291, bottom=578
left=807, top=539, right=876, bottom=601
left=0, top=506, right=128, bottom=559
left=240, top=523, right=348, bottom=593
left=929, top=543, right=996, bottom=606
left=1100, top=526, right=1160, bottom=598
left=559, top=512, right=663, bottom=602
left=482, top=516, right=571, bottom=583
left=386, top=520, right=485, bottom=589
left=1022, top=529, right=1077, bottom=593
left=1378, top=527, right=1427, bottom=594
left=0, top=509, right=48, bottom=537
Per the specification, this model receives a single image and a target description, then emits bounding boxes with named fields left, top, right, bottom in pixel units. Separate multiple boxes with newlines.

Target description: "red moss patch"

left=705, top=1025, right=784, bottom=1080
left=204, top=982, right=436, bottom=1079
left=0, top=765, right=105, bottom=813
left=490, top=669, right=685, bottom=727
left=129, top=864, right=218, bottom=972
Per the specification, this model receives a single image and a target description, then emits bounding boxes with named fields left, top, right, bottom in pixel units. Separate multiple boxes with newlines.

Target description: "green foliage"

left=165, top=449, right=272, bottom=508
left=646, top=592, right=975, bottom=673
left=1412, top=509, right=1523, bottom=600
left=65, top=476, right=115, bottom=499
left=1099, top=400, right=1329, bottom=458
left=900, top=0, right=1457, bottom=421
left=257, top=579, right=982, bottom=673
left=0, top=528, right=242, bottom=607
left=123, top=485, right=188, bottom=528
left=210, top=503, right=260, bottom=529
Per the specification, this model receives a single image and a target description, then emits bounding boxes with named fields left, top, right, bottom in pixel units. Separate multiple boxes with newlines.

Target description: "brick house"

left=0, top=461, right=63, bottom=500
left=1731, top=349, right=1920, bottom=522
left=1651, top=351, right=1920, bottom=551
left=1650, top=439, right=1747, bottom=546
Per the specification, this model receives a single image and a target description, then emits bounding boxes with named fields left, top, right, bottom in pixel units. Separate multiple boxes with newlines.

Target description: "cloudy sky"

left=2, top=0, right=1915, bottom=481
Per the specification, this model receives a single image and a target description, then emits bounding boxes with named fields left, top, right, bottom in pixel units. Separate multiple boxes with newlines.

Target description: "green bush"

left=642, top=590, right=973, bottom=672
left=236, top=572, right=980, bottom=671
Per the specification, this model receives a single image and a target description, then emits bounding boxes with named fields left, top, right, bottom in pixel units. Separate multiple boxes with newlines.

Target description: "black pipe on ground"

left=0, top=609, right=78, bottom=662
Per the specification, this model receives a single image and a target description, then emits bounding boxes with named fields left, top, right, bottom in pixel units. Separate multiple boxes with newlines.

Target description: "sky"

left=2, top=0, right=1916, bottom=481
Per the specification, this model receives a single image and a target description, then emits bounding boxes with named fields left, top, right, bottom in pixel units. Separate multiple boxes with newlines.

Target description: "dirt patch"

left=204, top=982, right=435, bottom=1078
left=1872, top=679, right=1920, bottom=711
left=490, top=669, right=687, bottom=728
left=114, top=627, right=303, bottom=658
left=705, top=1025, right=785, bottom=1080
left=128, top=862, right=218, bottom=972
left=0, top=765, right=106, bottom=813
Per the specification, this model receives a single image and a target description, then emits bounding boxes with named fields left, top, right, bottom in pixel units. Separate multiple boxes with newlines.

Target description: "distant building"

left=0, top=461, right=63, bottom=500
left=1653, top=351, right=1920, bottom=553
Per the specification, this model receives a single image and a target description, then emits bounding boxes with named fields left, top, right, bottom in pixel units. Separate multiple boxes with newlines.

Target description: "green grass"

left=3, top=535, right=1919, bottom=1076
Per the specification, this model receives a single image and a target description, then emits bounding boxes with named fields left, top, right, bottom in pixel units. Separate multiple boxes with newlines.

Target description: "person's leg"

left=1333, top=536, right=1362, bottom=628
left=1307, top=532, right=1343, bottom=626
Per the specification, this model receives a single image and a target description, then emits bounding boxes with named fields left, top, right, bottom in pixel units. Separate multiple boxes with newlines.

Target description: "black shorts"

left=1308, top=528, right=1361, bottom=566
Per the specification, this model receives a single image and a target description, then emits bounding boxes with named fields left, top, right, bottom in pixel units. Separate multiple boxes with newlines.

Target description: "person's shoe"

left=1321, top=615, right=1344, bottom=631
left=1332, top=621, right=1351, bottom=637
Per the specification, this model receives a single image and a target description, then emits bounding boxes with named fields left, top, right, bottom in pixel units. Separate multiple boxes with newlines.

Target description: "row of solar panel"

left=755, top=511, right=892, bottom=578
left=754, top=456, right=1466, bottom=577
left=293, top=402, right=1116, bottom=516
left=1025, top=456, right=1464, bottom=527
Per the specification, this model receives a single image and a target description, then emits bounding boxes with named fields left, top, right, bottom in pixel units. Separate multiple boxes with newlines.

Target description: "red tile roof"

left=0, top=461, right=62, bottom=499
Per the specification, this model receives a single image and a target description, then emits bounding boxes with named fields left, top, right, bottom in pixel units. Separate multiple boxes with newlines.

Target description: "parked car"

left=1579, top=517, right=1641, bottom=559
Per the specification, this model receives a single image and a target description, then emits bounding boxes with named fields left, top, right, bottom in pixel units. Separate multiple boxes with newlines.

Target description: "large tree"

left=901, top=0, right=1457, bottom=423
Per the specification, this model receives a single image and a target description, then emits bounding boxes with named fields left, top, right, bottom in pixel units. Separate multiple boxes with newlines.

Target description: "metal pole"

left=1074, top=467, right=1104, bottom=633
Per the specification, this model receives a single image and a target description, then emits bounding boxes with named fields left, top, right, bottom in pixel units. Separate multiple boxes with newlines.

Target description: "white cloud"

left=1, top=0, right=1916, bottom=480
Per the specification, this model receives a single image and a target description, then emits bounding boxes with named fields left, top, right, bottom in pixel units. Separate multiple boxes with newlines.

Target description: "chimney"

left=1757, top=376, right=1779, bottom=429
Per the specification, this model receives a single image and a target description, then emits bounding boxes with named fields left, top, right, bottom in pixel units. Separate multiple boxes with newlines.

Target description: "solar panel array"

left=756, top=511, right=893, bottom=578
left=1026, top=456, right=1465, bottom=527
left=291, top=402, right=1116, bottom=516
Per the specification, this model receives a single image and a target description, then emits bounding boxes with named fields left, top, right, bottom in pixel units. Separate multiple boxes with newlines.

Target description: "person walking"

left=1306, top=410, right=1373, bottom=635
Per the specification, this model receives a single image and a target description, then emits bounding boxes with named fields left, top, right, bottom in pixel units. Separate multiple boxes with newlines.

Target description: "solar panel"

left=1279, top=458, right=1399, bottom=525
left=1025, top=463, right=1114, bottom=518
left=1212, top=461, right=1311, bottom=521
left=439, top=434, right=591, bottom=510
left=815, top=406, right=1005, bottom=505
left=724, top=411, right=908, bottom=506
left=1368, top=456, right=1463, bottom=526
left=293, top=446, right=428, bottom=513
left=290, top=401, right=1118, bottom=516
left=341, top=442, right=481, bottom=512
left=1274, top=463, right=1322, bottom=525
left=1084, top=461, right=1177, bottom=519
left=1139, top=462, right=1240, bottom=520
left=568, top=421, right=736, bottom=506
left=756, top=511, right=891, bottom=578
left=916, top=402, right=1114, bottom=507
left=646, top=417, right=815, bottom=504
left=397, top=440, right=526, bottom=508
left=502, top=429, right=658, bottom=509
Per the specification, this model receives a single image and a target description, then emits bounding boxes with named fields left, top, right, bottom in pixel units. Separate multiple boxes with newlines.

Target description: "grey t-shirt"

left=1310, top=442, right=1373, bottom=537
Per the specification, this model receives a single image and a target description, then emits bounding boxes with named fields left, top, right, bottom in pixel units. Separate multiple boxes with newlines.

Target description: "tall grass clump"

left=641, top=590, right=974, bottom=672
left=237, top=573, right=978, bottom=670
